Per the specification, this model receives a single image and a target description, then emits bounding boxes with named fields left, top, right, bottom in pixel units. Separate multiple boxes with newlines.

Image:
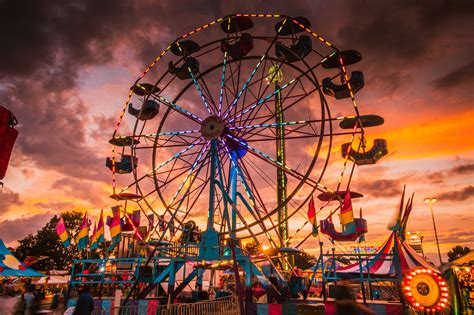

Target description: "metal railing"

left=99, top=298, right=239, bottom=315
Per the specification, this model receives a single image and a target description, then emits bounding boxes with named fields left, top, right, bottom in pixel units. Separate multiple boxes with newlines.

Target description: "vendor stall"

left=443, top=251, right=474, bottom=314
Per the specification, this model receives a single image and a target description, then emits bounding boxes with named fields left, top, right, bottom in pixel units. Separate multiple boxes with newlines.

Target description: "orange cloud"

left=367, top=110, right=474, bottom=159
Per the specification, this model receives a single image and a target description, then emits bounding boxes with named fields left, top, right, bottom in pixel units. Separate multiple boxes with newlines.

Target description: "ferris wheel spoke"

left=225, top=134, right=327, bottom=191
left=218, top=51, right=229, bottom=116
left=226, top=77, right=297, bottom=125
left=150, top=94, right=203, bottom=124
left=236, top=86, right=320, bottom=139
left=236, top=71, right=301, bottom=130
left=140, top=129, right=201, bottom=139
left=222, top=34, right=283, bottom=120
left=153, top=137, right=203, bottom=167
left=229, top=119, right=324, bottom=131
left=153, top=150, right=211, bottom=240
left=118, top=139, right=204, bottom=194
left=189, top=71, right=214, bottom=115
left=238, top=161, right=285, bottom=243
left=229, top=59, right=322, bottom=128
left=164, top=142, right=210, bottom=211
left=219, top=140, right=280, bottom=247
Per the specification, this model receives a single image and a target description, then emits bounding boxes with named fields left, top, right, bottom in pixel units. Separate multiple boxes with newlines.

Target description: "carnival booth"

left=443, top=251, right=474, bottom=314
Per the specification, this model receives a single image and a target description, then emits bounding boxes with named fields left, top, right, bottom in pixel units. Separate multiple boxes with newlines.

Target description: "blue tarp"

left=0, top=239, right=44, bottom=277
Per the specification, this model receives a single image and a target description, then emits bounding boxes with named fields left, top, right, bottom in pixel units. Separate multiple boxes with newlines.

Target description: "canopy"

left=337, top=232, right=437, bottom=276
left=35, top=275, right=69, bottom=285
left=0, top=239, right=44, bottom=277
left=311, top=256, right=347, bottom=272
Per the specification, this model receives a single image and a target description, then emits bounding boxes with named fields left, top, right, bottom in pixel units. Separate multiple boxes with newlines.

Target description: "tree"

left=244, top=241, right=262, bottom=255
left=294, top=252, right=316, bottom=270
left=13, top=211, right=109, bottom=270
left=447, top=245, right=471, bottom=262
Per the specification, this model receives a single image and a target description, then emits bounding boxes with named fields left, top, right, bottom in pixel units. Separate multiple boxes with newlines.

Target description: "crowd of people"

left=0, top=283, right=57, bottom=314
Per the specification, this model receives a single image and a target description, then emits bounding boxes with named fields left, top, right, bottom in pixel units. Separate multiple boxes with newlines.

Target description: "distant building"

left=406, top=232, right=424, bottom=256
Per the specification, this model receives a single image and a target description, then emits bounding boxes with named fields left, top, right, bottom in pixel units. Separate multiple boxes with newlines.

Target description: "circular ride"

left=107, top=14, right=386, bottom=303
left=403, top=268, right=449, bottom=313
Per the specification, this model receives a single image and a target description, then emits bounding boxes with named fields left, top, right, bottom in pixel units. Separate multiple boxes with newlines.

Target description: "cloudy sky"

left=1, top=0, right=473, bottom=265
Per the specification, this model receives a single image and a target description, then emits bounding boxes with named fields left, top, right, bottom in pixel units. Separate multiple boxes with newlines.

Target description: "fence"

left=95, top=297, right=239, bottom=315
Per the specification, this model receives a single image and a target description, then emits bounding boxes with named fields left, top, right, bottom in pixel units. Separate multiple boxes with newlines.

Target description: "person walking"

left=73, top=285, right=94, bottom=315
left=334, top=275, right=375, bottom=315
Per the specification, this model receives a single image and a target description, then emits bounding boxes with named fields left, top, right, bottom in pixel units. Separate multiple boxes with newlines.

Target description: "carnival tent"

left=0, top=239, right=44, bottom=277
left=337, top=231, right=437, bottom=276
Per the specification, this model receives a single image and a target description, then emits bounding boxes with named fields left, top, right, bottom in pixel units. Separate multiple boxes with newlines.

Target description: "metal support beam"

left=275, top=82, right=289, bottom=269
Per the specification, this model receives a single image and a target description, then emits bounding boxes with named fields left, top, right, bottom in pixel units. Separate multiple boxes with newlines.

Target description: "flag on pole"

left=56, top=216, right=70, bottom=248
left=90, top=222, right=97, bottom=247
left=91, top=209, right=105, bottom=250
left=307, top=196, right=318, bottom=236
left=340, top=189, right=354, bottom=225
left=76, top=212, right=89, bottom=250
left=108, top=206, right=121, bottom=251
left=158, top=215, right=166, bottom=232
left=400, top=193, right=414, bottom=236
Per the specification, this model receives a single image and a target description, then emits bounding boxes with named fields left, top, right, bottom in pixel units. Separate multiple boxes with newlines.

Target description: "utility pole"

left=424, top=197, right=442, bottom=265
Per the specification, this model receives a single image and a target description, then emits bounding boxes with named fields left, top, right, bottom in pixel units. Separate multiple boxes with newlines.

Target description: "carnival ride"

left=310, top=189, right=450, bottom=313
left=69, top=13, right=399, bottom=309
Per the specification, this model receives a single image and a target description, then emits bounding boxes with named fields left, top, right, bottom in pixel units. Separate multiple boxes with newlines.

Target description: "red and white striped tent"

left=337, top=231, right=437, bottom=276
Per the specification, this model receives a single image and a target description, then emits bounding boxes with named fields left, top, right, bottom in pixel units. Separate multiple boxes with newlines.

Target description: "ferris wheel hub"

left=201, top=115, right=225, bottom=140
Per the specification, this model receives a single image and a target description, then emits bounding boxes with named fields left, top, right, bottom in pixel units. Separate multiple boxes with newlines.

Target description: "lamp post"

left=424, top=197, right=443, bottom=265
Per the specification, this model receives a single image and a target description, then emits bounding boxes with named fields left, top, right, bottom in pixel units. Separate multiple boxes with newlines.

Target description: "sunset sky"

left=1, top=0, right=473, bottom=266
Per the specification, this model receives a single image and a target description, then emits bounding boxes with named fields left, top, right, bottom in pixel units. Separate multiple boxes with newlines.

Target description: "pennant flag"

left=56, top=216, right=70, bottom=248
left=124, top=212, right=143, bottom=241
left=106, top=205, right=120, bottom=226
left=169, top=220, right=175, bottom=237
left=400, top=193, right=414, bottom=237
left=76, top=212, right=89, bottom=250
left=340, top=189, right=354, bottom=225
left=389, top=185, right=406, bottom=231
left=91, top=210, right=105, bottom=250
left=307, top=196, right=318, bottom=236
left=158, top=215, right=166, bottom=232
left=122, top=210, right=141, bottom=231
left=90, top=222, right=97, bottom=247
left=145, top=214, right=154, bottom=241
left=108, top=206, right=121, bottom=251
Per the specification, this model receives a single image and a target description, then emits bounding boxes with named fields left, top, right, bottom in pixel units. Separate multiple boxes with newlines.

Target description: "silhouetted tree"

left=447, top=245, right=471, bottom=262
left=294, top=252, right=316, bottom=270
left=244, top=241, right=262, bottom=255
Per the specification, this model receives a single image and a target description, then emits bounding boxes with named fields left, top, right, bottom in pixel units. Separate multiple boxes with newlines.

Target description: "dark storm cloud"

left=438, top=185, right=474, bottom=201
left=353, top=178, right=403, bottom=198
left=0, top=0, right=139, bottom=182
left=336, top=0, right=474, bottom=93
left=450, top=163, right=474, bottom=175
left=0, top=0, right=315, bottom=183
left=338, top=0, right=474, bottom=62
left=0, top=0, right=134, bottom=78
left=432, top=60, right=474, bottom=90
left=426, top=162, right=474, bottom=184
left=1, top=0, right=473, bottom=191
left=0, top=213, right=53, bottom=244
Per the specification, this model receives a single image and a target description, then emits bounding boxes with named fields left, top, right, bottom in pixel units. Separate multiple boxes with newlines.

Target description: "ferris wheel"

left=107, top=14, right=385, bottom=257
